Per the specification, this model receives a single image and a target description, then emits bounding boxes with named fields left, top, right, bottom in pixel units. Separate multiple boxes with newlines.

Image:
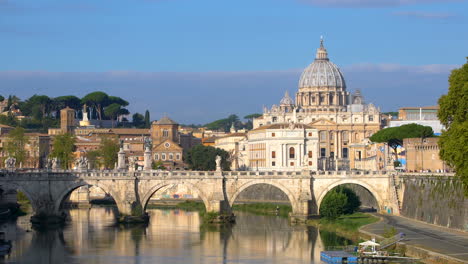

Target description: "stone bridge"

left=0, top=169, right=400, bottom=223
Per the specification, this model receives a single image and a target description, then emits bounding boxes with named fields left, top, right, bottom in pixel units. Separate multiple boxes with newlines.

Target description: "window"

left=354, top=133, right=359, bottom=142
left=176, top=154, right=180, bottom=160
left=342, top=131, right=349, bottom=141
left=272, top=117, right=277, bottom=123
left=271, top=151, right=276, bottom=158
left=163, top=129, right=169, bottom=137
left=368, top=115, right=374, bottom=122
left=308, top=132, right=312, bottom=136
left=272, top=133, right=276, bottom=137
left=320, top=131, right=327, bottom=141
left=330, top=132, right=334, bottom=141
left=162, top=154, right=166, bottom=160
left=342, top=148, right=348, bottom=159
left=308, top=161, right=312, bottom=166
left=272, top=161, right=276, bottom=166
left=330, top=151, right=334, bottom=158
left=308, top=151, right=313, bottom=158
left=155, top=154, right=159, bottom=160
left=320, top=148, right=326, bottom=157
left=357, top=151, right=362, bottom=160
left=169, top=154, right=174, bottom=160
left=290, top=162, right=294, bottom=166
left=289, top=147, right=295, bottom=159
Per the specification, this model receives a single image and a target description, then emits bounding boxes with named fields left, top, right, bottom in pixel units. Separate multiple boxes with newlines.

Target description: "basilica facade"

left=252, top=39, right=382, bottom=170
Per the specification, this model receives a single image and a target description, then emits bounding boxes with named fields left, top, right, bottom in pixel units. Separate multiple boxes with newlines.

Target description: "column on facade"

left=334, top=130, right=338, bottom=158
left=298, top=143, right=303, bottom=167
left=280, top=144, right=284, bottom=167
left=337, top=131, right=342, bottom=158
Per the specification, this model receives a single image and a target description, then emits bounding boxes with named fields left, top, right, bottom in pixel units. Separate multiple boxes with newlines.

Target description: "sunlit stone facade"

left=253, top=39, right=382, bottom=170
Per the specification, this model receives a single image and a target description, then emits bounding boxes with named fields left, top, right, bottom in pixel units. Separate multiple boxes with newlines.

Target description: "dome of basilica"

left=298, top=39, right=346, bottom=90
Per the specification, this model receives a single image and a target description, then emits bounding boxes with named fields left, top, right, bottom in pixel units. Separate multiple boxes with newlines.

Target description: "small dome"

left=280, top=91, right=294, bottom=105
left=298, top=38, right=346, bottom=90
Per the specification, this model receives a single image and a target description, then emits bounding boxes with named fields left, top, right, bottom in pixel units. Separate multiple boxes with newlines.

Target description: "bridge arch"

left=54, top=181, right=122, bottom=214
left=0, top=182, right=37, bottom=212
left=315, top=179, right=384, bottom=214
left=141, top=181, right=211, bottom=212
left=229, top=180, right=299, bottom=213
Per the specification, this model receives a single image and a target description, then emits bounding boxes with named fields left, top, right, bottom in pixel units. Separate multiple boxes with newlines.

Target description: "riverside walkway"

left=362, top=214, right=468, bottom=263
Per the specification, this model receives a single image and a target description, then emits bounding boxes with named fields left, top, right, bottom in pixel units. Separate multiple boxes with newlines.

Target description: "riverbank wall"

left=398, top=174, right=468, bottom=231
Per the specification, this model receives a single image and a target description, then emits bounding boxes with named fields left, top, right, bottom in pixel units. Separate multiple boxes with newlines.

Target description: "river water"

left=1, top=207, right=352, bottom=264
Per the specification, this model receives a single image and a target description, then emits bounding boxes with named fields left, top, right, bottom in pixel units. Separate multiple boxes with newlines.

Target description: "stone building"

left=246, top=123, right=319, bottom=171
left=0, top=132, right=50, bottom=168
left=390, top=105, right=444, bottom=135
left=151, top=117, right=185, bottom=170
left=404, top=137, right=450, bottom=172
left=348, top=139, right=386, bottom=171
left=253, top=39, right=382, bottom=170
left=214, top=130, right=247, bottom=170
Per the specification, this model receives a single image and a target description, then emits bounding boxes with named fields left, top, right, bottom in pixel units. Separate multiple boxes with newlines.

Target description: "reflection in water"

left=1, top=207, right=350, bottom=264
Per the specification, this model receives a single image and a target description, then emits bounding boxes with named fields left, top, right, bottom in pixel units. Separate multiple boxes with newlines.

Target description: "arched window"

left=289, top=147, right=295, bottom=159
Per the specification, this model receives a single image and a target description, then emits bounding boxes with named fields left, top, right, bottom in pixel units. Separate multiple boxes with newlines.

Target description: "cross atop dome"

left=316, top=36, right=328, bottom=61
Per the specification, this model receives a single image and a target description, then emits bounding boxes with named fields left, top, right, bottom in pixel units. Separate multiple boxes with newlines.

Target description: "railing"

left=0, top=168, right=395, bottom=179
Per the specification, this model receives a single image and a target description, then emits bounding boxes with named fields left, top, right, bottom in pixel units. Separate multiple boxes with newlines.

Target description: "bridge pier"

left=290, top=199, right=315, bottom=223
left=205, top=200, right=235, bottom=223
left=30, top=195, right=66, bottom=226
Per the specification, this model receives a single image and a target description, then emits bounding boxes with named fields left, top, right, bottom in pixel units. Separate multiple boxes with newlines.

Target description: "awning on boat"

left=359, top=241, right=380, bottom=246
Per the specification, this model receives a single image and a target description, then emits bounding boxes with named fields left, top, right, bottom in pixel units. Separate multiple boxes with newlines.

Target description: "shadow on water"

left=1, top=207, right=353, bottom=264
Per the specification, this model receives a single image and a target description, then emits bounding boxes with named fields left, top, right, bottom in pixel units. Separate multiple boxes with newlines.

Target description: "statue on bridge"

left=215, top=155, right=222, bottom=172
left=128, top=156, right=136, bottom=171
left=52, top=158, right=61, bottom=170
left=5, top=157, right=16, bottom=169
left=75, top=156, right=88, bottom=170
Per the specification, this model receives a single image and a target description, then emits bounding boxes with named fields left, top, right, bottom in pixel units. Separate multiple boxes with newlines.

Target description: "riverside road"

left=362, top=214, right=468, bottom=263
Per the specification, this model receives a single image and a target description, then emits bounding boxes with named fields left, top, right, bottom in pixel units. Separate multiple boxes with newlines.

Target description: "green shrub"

left=320, top=190, right=348, bottom=220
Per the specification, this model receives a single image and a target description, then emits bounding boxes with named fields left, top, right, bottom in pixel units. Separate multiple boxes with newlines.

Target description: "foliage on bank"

left=437, top=59, right=468, bottom=195
left=307, top=212, right=379, bottom=241
left=232, top=203, right=292, bottom=217
left=320, top=186, right=361, bottom=220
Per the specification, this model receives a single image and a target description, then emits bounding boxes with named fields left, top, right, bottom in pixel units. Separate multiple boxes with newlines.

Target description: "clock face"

left=164, top=142, right=170, bottom=148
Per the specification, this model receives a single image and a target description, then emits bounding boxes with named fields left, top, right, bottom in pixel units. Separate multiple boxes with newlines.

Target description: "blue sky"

left=1, top=0, right=467, bottom=124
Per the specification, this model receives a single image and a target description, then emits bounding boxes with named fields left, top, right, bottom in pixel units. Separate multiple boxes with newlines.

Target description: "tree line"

left=0, top=92, right=152, bottom=131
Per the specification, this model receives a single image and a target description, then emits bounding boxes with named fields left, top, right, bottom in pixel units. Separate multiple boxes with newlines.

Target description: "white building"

left=252, top=39, right=382, bottom=170
left=246, top=123, right=319, bottom=171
